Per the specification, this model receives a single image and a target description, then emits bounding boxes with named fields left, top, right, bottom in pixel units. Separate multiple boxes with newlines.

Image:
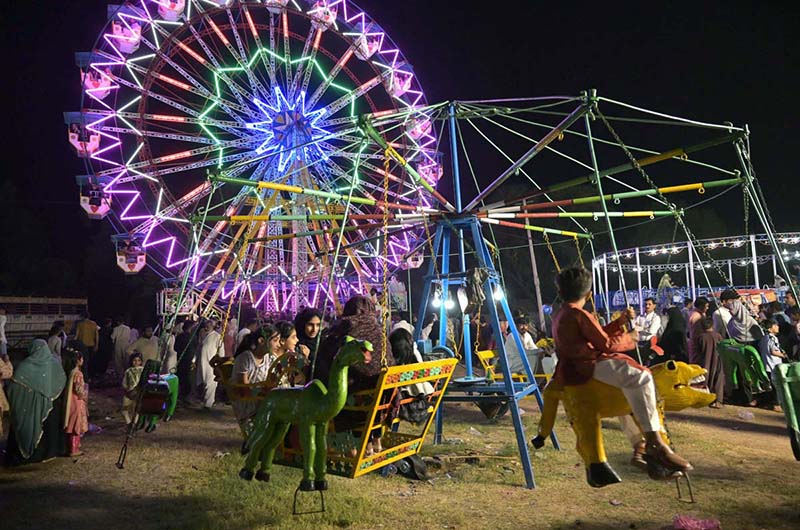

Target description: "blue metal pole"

left=449, top=104, right=476, bottom=380
left=438, top=230, right=451, bottom=347
left=469, top=219, right=536, bottom=488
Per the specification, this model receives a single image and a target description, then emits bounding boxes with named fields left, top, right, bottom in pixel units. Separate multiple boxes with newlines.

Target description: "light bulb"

left=444, top=298, right=455, bottom=310
left=492, top=286, right=505, bottom=301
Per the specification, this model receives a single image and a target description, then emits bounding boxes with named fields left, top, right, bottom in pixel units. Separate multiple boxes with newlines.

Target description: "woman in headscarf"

left=294, top=307, right=322, bottom=358
left=314, top=295, right=396, bottom=454
left=654, top=307, right=689, bottom=364
left=5, top=339, right=67, bottom=466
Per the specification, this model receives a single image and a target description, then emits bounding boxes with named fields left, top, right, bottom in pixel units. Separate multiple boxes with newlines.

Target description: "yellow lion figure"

left=534, top=360, right=715, bottom=487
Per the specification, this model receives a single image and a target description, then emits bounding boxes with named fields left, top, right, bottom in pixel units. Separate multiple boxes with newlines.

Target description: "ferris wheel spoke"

left=113, top=72, right=248, bottom=139
left=187, top=24, right=263, bottom=117
left=279, top=10, right=293, bottom=88
left=306, top=45, right=355, bottom=109
left=98, top=125, right=216, bottom=145
left=318, top=75, right=383, bottom=119
left=225, top=9, right=273, bottom=102
left=240, top=5, right=278, bottom=88
left=135, top=31, right=252, bottom=117
left=289, top=24, right=320, bottom=98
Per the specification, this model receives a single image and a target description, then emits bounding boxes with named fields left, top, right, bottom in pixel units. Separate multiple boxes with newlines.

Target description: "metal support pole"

left=635, top=247, right=643, bottom=313
left=750, top=234, right=760, bottom=288
left=438, top=231, right=451, bottom=347
left=647, top=267, right=653, bottom=290
left=523, top=199, right=546, bottom=330
left=603, top=256, right=610, bottom=319
left=687, top=241, right=695, bottom=301
left=584, top=90, right=640, bottom=362
left=728, top=261, right=734, bottom=286
left=772, top=255, right=778, bottom=284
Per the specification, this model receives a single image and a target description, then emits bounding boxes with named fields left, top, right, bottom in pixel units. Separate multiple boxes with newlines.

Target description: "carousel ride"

left=64, top=1, right=798, bottom=492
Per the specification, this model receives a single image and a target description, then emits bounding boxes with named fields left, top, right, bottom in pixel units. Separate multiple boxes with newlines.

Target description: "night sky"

left=2, top=1, right=798, bottom=319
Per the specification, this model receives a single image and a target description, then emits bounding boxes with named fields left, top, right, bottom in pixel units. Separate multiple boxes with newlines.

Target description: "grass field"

left=2, top=385, right=798, bottom=530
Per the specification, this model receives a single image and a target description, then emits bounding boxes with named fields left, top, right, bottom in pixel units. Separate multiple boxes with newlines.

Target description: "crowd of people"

left=626, top=288, right=799, bottom=410
left=1, top=274, right=796, bottom=468
left=0, top=294, right=440, bottom=466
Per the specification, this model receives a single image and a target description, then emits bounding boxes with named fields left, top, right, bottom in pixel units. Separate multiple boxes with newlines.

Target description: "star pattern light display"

left=246, top=87, right=329, bottom=172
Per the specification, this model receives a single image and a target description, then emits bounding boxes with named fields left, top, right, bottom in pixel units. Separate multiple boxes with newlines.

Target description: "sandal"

left=646, top=443, right=692, bottom=472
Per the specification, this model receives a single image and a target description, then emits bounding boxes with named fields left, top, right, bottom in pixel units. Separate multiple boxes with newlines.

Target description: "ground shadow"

left=668, top=410, right=787, bottom=437
left=0, top=482, right=279, bottom=530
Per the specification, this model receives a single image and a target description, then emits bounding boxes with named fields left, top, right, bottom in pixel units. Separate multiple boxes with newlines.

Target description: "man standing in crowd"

left=687, top=297, right=709, bottom=364
left=634, top=298, right=662, bottom=344
left=74, top=311, right=99, bottom=375
left=721, top=289, right=761, bottom=348
left=197, top=319, right=224, bottom=410
left=126, top=326, right=159, bottom=363
left=112, top=317, right=132, bottom=375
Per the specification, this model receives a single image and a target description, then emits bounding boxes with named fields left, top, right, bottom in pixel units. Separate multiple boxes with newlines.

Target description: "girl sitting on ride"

left=271, top=320, right=310, bottom=387
left=62, top=344, right=89, bottom=457
left=315, top=295, right=397, bottom=455
left=121, top=352, right=144, bottom=425
left=550, top=266, right=693, bottom=474
left=231, top=326, right=275, bottom=435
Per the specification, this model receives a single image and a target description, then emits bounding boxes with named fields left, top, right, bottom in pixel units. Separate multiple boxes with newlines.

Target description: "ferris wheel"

left=65, top=0, right=440, bottom=313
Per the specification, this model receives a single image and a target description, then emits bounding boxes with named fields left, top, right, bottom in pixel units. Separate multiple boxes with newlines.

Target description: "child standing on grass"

left=122, top=352, right=144, bottom=425
left=549, top=267, right=693, bottom=476
left=758, top=319, right=786, bottom=411
left=62, top=346, right=89, bottom=457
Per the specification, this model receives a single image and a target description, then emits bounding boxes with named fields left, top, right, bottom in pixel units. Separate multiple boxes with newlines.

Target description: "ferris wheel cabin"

left=112, top=234, right=147, bottom=275
left=75, top=175, right=113, bottom=220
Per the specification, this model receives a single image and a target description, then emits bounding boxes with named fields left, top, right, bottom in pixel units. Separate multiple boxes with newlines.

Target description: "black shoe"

left=586, top=462, right=622, bottom=488
left=255, top=471, right=270, bottom=482
left=314, top=480, right=328, bottom=490
left=531, top=435, right=546, bottom=449
left=240, top=441, right=250, bottom=456
left=299, top=479, right=314, bottom=491
left=144, top=423, right=157, bottom=433
left=239, top=468, right=254, bottom=481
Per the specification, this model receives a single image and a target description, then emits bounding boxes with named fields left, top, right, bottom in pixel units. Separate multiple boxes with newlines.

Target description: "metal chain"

left=596, top=110, right=733, bottom=289
left=574, top=236, right=597, bottom=314
left=380, top=150, right=391, bottom=368
left=543, top=232, right=561, bottom=272
left=743, top=191, right=751, bottom=285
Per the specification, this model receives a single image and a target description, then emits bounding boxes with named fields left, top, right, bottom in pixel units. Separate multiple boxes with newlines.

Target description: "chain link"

left=380, top=150, right=392, bottom=368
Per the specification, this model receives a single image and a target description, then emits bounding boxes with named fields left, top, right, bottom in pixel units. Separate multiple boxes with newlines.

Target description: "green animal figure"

left=239, top=337, right=373, bottom=491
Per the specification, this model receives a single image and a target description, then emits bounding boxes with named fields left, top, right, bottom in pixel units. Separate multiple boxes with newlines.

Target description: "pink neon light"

left=150, top=114, right=187, bottom=123
left=157, top=150, right=192, bottom=163
left=177, top=41, right=206, bottom=65
left=207, top=18, right=230, bottom=46
left=245, top=9, right=258, bottom=39
left=154, top=73, right=191, bottom=91
left=313, top=28, right=323, bottom=50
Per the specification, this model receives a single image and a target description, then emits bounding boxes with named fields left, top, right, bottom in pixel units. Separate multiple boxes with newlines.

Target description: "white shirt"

left=635, top=311, right=662, bottom=341
left=236, top=328, right=252, bottom=348
left=712, top=307, right=732, bottom=338
left=0, top=314, right=6, bottom=344
left=503, top=331, right=538, bottom=374
left=47, top=335, right=62, bottom=361
left=232, top=351, right=270, bottom=384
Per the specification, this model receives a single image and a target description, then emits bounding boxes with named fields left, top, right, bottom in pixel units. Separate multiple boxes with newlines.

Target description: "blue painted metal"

left=420, top=215, right=560, bottom=489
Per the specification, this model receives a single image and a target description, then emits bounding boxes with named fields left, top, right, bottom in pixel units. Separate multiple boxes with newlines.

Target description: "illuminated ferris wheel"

left=65, top=0, right=440, bottom=313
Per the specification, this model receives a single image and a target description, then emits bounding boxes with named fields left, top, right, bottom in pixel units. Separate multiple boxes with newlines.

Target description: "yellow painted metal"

left=275, top=357, right=458, bottom=478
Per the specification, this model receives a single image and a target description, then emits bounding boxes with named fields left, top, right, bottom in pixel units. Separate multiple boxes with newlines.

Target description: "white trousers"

left=592, top=358, right=660, bottom=433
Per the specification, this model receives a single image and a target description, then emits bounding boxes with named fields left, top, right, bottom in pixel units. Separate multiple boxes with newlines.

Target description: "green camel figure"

left=239, top=337, right=373, bottom=491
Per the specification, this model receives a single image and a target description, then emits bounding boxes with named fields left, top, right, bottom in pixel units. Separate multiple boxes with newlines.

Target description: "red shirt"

left=552, top=303, right=640, bottom=385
